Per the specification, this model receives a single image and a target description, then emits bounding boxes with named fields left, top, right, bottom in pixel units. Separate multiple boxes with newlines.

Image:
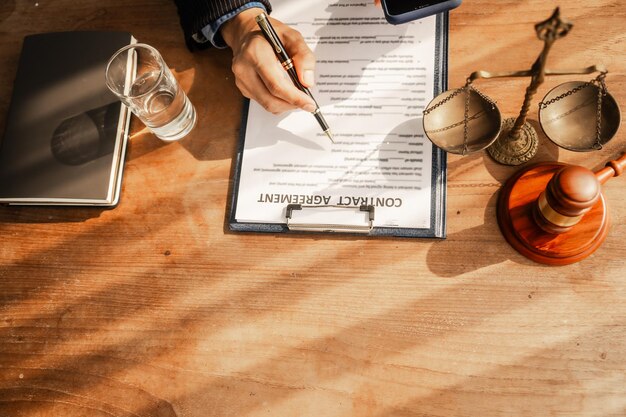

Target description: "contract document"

left=230, top=1, right=447, bottom=237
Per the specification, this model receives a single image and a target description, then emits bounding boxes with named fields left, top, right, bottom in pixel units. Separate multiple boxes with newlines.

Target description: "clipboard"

left=228, top=12, right=449, bottom=238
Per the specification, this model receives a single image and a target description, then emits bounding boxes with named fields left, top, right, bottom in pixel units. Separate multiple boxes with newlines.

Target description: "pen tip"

left=325, top=130, right=335, bottom=143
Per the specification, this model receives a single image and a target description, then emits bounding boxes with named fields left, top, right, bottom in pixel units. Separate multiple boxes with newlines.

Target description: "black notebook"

left=0, top=31, right=135, bottom=206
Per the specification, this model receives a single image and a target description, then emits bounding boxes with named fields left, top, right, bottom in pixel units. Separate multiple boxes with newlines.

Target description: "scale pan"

left=423, top=88, right=501, bottom=155
left=539, top=81, right=621, bottom=151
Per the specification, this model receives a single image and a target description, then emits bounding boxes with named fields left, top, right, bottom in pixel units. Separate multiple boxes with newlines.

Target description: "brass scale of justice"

left=422, top=8, right=623, bottom=265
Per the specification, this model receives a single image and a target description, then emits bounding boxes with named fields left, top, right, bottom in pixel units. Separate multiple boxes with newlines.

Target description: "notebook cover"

left=0, top=31, right=133, bottom=205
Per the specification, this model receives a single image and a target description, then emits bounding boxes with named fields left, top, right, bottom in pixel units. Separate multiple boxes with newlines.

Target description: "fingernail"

left=303, top=70, right=315, bottom=86
left=303, top=103, right=317, bottom=113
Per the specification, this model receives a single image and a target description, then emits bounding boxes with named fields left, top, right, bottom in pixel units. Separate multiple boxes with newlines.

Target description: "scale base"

left=488, top=118, right=539, bottom=166
left=497, top=162, right=609, bottom=265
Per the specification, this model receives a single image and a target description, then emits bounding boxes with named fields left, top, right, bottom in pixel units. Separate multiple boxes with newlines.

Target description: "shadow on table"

left=426, top=192, right=510, bottom=277
left=0, top=205, right=107, bottom=224
left=0, top=1, right=15, bottom=23
left=1, top=172, right=616, bottom=417
left=426, top=143, right=562, bottom=277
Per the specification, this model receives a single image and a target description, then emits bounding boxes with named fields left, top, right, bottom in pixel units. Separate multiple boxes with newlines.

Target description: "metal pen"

left=255, top=12, right=334, bottom=143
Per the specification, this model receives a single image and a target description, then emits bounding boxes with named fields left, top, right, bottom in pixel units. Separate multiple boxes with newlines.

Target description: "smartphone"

left=381, top=0, right=461, bottom=24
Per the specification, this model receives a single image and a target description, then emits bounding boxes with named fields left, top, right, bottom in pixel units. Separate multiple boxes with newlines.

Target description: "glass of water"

left=105, top=43, right=196, bottom=141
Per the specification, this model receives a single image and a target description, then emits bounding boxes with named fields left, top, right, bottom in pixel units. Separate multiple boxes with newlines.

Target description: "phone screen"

left=385, top=0, right=450, bottom=16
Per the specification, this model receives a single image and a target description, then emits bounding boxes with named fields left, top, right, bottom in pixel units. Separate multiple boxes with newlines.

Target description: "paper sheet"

left=235, top=1, right=438, bottom=229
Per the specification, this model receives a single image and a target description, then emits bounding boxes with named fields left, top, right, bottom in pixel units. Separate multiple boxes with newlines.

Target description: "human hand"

left=221, top=8, right=317, bottom=114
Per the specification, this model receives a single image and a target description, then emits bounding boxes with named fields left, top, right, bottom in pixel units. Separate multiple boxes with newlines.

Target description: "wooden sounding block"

left=497, top=153, right=626, bottom=265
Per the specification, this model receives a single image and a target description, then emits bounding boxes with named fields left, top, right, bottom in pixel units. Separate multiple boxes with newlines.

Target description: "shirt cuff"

left=199, top=2, right=268, bottom=49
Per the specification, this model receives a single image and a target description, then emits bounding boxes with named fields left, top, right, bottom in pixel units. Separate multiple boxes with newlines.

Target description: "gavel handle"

left=595, top=153, right=626, bottom=184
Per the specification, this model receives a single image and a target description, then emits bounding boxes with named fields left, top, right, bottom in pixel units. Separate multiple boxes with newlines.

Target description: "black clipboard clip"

left=285, top=204, right=375, bottom=233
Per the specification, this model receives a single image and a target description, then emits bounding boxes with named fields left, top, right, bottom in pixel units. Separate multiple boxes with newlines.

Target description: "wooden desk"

left=1, top=1, right=624, bottom=415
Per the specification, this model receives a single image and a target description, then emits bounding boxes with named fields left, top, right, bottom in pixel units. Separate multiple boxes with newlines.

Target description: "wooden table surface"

left=1, top=1, right=625, bottom=416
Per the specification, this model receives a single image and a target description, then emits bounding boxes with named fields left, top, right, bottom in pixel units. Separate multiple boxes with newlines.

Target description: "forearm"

left=220, top=7, right=264, bottom=49
left=173, top=0, right=272, bottom=49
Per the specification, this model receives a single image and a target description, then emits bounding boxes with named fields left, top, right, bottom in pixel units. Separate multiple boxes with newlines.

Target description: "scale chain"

left=422, top=86, right=466, bottom=115
left=463, top=83, right=471, bottom=155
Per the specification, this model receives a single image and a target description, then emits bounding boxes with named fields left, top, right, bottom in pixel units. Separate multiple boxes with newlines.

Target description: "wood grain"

left=1, top=1, right=625, bottom=416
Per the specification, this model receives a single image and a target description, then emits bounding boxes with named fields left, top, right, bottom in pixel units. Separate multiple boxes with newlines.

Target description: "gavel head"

left=533, top=165, right=601, bottom=234
left=497, top=155, right=624, bottom=264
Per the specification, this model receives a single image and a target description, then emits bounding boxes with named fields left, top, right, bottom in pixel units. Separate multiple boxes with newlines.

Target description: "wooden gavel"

left=497, top=153, right=626, bottom=265
left=533, top=154, right=625, bottom=234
